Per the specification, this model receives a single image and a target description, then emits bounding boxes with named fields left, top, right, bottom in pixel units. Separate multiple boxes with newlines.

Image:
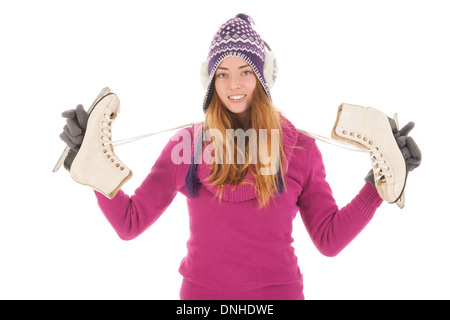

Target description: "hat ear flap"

left=200, top=60, right=210, bottom=89
left=263, top=50, right=278, bottom=89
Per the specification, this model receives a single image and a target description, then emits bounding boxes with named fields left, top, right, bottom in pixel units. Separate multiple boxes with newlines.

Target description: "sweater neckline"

left=194, top=114, right=299, bottom=202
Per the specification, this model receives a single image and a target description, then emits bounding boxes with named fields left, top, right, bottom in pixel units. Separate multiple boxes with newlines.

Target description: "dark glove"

left=59, top=104, right=88, bottom=151
left=365, top=121, right=422, bottom=186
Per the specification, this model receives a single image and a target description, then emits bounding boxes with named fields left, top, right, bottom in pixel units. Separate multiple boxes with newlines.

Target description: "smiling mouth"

left=228, top=94, right=247, bottom=100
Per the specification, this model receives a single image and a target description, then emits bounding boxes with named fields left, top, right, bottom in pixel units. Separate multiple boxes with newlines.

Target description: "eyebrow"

left=217, top=65, right=251, bottom=70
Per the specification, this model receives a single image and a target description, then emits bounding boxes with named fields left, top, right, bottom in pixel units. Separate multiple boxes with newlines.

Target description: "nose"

left=229, top=75, right=241, bottom=90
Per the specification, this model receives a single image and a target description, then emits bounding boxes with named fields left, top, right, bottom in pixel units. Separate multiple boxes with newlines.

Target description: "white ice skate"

left=331, top=103, right=406, bottom=208
left=53, top=87, right=132, bottom=199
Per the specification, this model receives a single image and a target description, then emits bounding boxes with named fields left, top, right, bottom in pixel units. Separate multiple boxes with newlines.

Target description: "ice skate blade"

left=52, top=87, right=111, bottom=173
left=395, top=192, right=405, bottom=209
left=53, top=146, right=70, bottom=173
left=388, top=113, right=399, bottom=132
left=389, top=112, right=407, bottom=209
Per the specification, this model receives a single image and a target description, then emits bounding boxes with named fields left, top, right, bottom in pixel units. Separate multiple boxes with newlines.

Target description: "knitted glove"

left=365, top=121, right=422, bottom=186
left=59, top=104, right=88, bottom=151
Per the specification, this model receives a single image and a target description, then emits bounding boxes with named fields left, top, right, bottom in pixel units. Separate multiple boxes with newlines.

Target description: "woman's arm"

left=297, top=141, right=383, bottom=257
left=94, top=129, right=188, bottom=240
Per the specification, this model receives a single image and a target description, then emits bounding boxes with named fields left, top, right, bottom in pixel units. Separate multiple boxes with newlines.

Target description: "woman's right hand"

left=59, top=104, right=88, bottom=151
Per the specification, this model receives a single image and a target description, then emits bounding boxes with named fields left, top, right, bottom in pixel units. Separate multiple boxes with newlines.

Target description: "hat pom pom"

left=236, top=13, right=255, bottom=25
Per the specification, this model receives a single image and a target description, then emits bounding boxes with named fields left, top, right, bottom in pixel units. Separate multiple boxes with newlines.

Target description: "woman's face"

left=214, top=56, right=258, bottom=117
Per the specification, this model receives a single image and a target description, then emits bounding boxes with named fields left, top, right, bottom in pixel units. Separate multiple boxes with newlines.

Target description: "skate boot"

left=331, top=103, right=406, bottom=208
left=53, top=87, right=132, bottom=199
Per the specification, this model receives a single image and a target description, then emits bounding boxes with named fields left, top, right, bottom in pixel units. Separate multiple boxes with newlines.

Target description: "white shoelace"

left=369, top=147, right=391, bottom=182
left=296, top=129, right=368, bottom=153
left=102, top=119, right=395, bottom=183
left=103, top=121, right=371, bottom=155
left=102, top=114, right=115, bottom=146
left=107, top=121, right=203, bottom=147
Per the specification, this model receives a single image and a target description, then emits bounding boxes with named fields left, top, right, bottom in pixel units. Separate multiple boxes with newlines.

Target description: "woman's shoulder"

left=295, top=130, right=316, bottom=149
left=278, top=113, right=315, bottom=150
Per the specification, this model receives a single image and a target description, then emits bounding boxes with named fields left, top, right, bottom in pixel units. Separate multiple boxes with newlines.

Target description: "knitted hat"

left=201, top=13, right=277, bottom=113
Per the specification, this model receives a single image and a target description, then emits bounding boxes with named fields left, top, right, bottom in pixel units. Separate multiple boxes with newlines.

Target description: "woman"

left=59, top=13, right=421, bottom=300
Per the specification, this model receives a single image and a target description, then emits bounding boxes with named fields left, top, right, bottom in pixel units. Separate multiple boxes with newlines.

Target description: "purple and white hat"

left=201, top=13, right=277, bottom=113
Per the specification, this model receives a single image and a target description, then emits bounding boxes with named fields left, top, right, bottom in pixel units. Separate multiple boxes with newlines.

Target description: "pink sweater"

left=95, top=115, right=383, bottom=292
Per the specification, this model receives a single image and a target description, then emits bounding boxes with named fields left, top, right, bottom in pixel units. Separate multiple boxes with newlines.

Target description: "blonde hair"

left=203, top=81, right=288, bottom=209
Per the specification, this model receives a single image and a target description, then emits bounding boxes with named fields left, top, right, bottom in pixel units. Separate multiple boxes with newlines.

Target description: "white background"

left=1, top=0, right=448, bottom=300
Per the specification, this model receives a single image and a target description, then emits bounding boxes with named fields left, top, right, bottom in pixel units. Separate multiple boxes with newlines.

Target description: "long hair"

left=203, top=81, right=288, bottom=209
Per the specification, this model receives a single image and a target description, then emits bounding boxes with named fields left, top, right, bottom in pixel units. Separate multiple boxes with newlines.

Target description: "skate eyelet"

left=369, top=141, right=373, bottom=145
left=116, top=163, right=120, bottom=167
left=103, top=149, right=107, bottom=153
left=120, top=166, right=124, bottom=170
left=357, top=134, right=361, bottom=138
left=110, top=159, right=114, bottom=163
left=363, top=137, right=367, bottom=141
left=350, top=132, right=354, bottom=136
left=342, top=130, right=347, bottom=134
left=106, top=154, right=111, bottom=159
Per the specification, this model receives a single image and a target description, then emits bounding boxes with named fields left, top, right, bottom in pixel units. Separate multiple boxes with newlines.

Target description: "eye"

left=242, top=70, right=252, bottom=76
left=216, top=73, right=227, bottom=78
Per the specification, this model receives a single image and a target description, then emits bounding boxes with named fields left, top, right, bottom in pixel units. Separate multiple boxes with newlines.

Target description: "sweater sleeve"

left=297, top=140, right=383, bottom=257
left=94, top=131, right=185, bottom=240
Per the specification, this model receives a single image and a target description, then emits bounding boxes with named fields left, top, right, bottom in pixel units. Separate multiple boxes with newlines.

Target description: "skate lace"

left=102, top=114, right=114, bottom=146
left=110, top=122, right=203, bottom=147
left=296, top=130, right=368, bottom=153
left=369, top=147, right=391, bottom=182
